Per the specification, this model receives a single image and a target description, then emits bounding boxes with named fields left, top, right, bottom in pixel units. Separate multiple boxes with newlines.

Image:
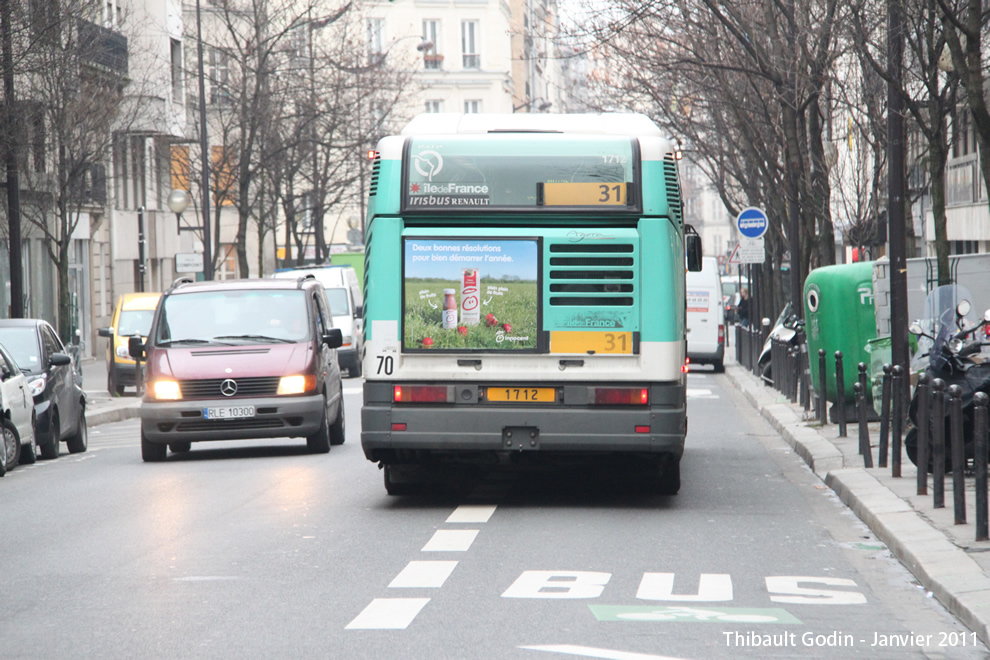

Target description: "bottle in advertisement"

left=460, top=269, right=481, bottom=325
left=442, top=288, right=457, bottom=329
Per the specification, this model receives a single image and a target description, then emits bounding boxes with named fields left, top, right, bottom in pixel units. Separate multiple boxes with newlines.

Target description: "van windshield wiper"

left=212, top=334, right=294, bottom=344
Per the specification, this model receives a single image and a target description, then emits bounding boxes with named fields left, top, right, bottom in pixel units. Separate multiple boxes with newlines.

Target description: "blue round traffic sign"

left=737, top=207, right=768, bottom=239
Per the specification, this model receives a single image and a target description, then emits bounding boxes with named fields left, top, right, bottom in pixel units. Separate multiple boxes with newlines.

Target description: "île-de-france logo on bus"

left=412, top=150, right=443, bottom=181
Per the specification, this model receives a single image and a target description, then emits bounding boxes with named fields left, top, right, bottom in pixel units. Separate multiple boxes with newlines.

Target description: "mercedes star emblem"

left=220, top=379, right=238, bottom=397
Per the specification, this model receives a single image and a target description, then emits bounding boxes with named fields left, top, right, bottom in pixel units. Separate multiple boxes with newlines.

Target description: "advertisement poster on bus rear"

left=403, top=238, right=540, bottom=351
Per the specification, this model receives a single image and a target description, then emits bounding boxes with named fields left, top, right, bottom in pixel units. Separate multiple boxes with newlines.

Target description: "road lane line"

left=422, top=529, right=479, bottom=552
left=446, top=504, right=497, bottom=523
left=345, top=598, right=430, bottom=630
left=388, top=561, right=458, bottom=588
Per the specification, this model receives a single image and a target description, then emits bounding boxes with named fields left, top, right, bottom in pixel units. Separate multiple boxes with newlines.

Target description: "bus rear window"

left=404, top=135, right=639, bottom=211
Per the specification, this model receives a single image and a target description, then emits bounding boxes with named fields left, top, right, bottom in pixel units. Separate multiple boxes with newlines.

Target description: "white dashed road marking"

left=422, top=530, right=479, bottom=552
left=446, top=504, right=497, bottom=523
left=345, top=598, right=431, bottom=630
left=388, top=561, right=459, bottom=588
left=346, top=504, right=497, bottom=630
left=686, top=388, right=718, bottom=399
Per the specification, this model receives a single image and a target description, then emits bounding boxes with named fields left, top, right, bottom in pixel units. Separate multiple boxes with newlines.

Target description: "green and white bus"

left=360, top=113, right=702, bottom=495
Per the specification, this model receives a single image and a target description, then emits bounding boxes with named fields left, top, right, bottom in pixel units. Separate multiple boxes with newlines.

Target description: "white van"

left=272, top=266, right=364, bottom=376
left=685, top=256, right=725, bottom=372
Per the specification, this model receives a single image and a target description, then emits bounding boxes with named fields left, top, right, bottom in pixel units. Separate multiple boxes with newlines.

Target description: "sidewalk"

left=724, top=355, right=990, bottom=643
left=79, top=357, right=141, bottom=427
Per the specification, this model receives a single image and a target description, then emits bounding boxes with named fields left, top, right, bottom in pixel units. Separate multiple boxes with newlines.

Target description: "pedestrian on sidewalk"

left=737, top=288, right=750, bottom=328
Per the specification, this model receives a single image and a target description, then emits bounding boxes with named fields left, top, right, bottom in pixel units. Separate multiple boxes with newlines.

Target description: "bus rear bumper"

left=361, top=402, right=685, bottom=463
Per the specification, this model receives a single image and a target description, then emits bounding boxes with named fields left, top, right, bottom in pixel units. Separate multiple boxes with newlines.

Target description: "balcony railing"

left=77, top=19, right=128, bottom=76
left=462, top=53, right=480, bottom=69
left=424, top=54, right=444, bottom=70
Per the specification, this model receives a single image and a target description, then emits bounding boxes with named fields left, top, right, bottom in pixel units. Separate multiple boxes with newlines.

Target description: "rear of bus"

left=360, top=113, right=695, bottom=494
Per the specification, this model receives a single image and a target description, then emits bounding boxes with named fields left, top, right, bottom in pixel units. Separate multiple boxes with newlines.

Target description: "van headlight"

left=116, top=344, right=130, bottom=358
left=342, top=335, right=353, bottom=347
left=151, top=380, right=182, bottom=400
left=277, top=374, right=316, bottom=395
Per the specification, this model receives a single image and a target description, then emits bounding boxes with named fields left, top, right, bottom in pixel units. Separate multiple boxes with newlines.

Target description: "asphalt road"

left=1, top=371, right=985, bottom=659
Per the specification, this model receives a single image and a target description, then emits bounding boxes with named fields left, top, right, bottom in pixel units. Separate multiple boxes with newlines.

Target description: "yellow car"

left=98, top=292, right=161, bottom=395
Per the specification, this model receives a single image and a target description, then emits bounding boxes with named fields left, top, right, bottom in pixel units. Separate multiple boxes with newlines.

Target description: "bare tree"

left=938, top=0, right=990, bottom=224
left=572, top=0, right=845, bottom=315
left=850, top=0, right=957, bottom=283
left=11, top=0, right=138, bottom=340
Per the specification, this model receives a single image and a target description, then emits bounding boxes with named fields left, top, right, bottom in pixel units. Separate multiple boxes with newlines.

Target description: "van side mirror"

left=98, top=327, right=113, bottom=338
left=128, top=336, right=145, bottom=360
left=50, top=353, right=72, bottom=367
left=323, top=328, right=343, bottom=349
left=684, top=224, right=703, bottom=272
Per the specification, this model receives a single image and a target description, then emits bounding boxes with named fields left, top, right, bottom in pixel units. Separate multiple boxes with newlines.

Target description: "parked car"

left=0, top=342, right=37, bottom=474
left=130, top=276, right=345, bottom=461
left=272, top=266, right=364, bottom=376
left=98, top=292, right=161, bottom=395
left=0, top=319, right=87, bottom=459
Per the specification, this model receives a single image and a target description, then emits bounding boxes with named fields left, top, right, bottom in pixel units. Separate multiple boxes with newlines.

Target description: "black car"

left=0, top=320, right=87, bottom=459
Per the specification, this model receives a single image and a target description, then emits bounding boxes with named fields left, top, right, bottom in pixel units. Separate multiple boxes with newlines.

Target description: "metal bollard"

left=855, top=382, right=873, bottom=467
left=799, top=334, right=810, bottom=412
left=818, top=349, right=827, bottom=425
left=932, top=379, right=946, bottom=509
left=975, top=392, right=989, bottom=542
left=791, top=346, right=800, bottom=403
left=835, top=351, right=847, bottom=437
left=891, top=365, right=904, bottom=478
left=858, top=362, right=869, bottom=406
left=915, top=373, right=930, bottom=496
left=949, top=384, right=966, bottom=524
left=879, top=364, right=892, bottom=468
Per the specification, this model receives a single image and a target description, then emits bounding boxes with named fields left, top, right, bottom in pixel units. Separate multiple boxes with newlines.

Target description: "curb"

left=724, top=362, right=990, bottom=644
left=87, top=403, right=141, bottom=427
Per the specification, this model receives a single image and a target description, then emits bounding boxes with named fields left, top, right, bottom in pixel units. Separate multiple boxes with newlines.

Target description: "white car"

left=0, top=341, right=37, bottom=475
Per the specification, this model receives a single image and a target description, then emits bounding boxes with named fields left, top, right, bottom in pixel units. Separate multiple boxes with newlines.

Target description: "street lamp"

left=167, top=189, right=191, bottom=234
left=194, top=0, right=213, bottom=280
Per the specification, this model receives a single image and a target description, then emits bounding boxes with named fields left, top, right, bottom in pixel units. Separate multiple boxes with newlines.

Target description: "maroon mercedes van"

left=129, top=276, right=344, bottom=462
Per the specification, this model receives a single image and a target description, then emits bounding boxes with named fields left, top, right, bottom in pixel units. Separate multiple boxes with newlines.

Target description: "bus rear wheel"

left=655, top=456, right=680, bottom=495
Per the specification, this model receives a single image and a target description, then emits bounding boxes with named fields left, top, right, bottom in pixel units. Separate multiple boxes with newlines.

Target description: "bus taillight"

left=592, top=387, right=649, bottom=405
left=393, top=385, right=452, bottom=403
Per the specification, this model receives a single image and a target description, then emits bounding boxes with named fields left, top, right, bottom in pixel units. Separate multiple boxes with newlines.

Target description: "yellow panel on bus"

left=550, top=331, right=633, bottom=354
left=543, top=182, right=628, bottom=206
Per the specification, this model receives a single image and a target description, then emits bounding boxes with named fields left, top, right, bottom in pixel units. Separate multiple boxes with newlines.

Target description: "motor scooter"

left=757, top=303, right=806, bottom=385
left=905, top=285, right=990, bottom=472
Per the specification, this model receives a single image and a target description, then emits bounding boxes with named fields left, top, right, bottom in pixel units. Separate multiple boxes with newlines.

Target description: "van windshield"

left=324, top=288, right=350, bottom=316
left=156, top=290, right=310, bottom=344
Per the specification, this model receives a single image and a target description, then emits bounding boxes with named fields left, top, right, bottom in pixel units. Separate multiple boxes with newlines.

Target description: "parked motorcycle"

left=905, top=285, right=990, bottom=472
left=758, top=303, right=806, bottom=385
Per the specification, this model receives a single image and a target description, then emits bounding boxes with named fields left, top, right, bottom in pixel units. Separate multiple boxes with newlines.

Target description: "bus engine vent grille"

left=547, top=242, right=636, bottom=306
left=368, top=154, right=382, bottom=197
left=663, top=154, right=682, bottom=225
